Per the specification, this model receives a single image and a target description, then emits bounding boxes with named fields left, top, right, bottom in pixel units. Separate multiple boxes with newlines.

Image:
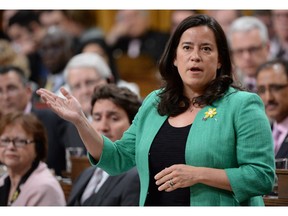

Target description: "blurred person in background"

left=270, top=10, right=288, bottom=61
left=38, top=10, right=103, bottom=53
left=228, top=16, right=270, bottom=92
left=62, top=52, right=113, bottom=120
left=256, top=59, right=288, bottom=159
left=253, top=10, right=275, bottom=40
left=170, top=10, right=197, bottom=34
left=208, top=10, right=242, bottom=36
left=1, top=10, right=17, bottom=33
left=6, top=10, right=48, bottom=90
left=78, top=35, right=140, bottom=96
left=0, top=112, right=66, bottom=206
left=67, top=84, right=141, bottom=206
left=39, top=26, right=75, bottom=93
left=0, top=66, right=69, bottom=176
left=0, top=39, right=30, bottom=80
left=106, top=10, right=169, bottom=63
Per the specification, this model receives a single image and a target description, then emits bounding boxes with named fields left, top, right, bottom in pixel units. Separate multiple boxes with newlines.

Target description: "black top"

left=145, top=119, right=191, bottom=206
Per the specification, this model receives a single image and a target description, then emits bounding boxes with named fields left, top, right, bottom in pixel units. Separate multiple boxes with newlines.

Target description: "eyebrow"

left=180, top=41, right=213, bottom=46
left=92, top=110, right=120, bottom=117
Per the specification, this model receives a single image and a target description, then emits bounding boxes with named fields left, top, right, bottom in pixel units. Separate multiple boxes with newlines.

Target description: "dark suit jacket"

left=67, top=167, right=140, bottom=206
left=276, top=134, right=288, bottom=159
left=111, top=30, right=170, bottom=63
left=32, top=106, right=87, bottom=176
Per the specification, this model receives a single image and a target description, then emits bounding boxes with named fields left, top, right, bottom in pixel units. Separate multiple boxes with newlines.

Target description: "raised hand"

left=36, top=87, right=85, bottom=124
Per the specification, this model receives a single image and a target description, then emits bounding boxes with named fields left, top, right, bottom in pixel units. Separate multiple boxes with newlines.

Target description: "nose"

left=190, top=49, right=201, bottom=62
left=264, top=87, right=275, bottom=102
left=97, top=118, right=110, bottom=133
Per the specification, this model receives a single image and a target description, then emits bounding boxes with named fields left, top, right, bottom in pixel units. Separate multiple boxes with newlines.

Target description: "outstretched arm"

left=36, top=87, right=103, bottom=160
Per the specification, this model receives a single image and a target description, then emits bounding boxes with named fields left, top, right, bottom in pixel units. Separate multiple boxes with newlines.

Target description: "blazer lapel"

left=276, top=134, right=288, bottom=159
left=67, top=167, right=95, bottom=205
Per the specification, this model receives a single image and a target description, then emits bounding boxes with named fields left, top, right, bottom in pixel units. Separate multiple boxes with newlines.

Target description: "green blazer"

left=89, top=87, right=275, bottom=206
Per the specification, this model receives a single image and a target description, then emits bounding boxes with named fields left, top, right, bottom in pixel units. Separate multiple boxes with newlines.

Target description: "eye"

left=92, top=114, right=101, bottom=121
left=16, top=139, right=28, bottom=145
left=201, top=46, right=212, bottom=52
left=183, top=45, right=191, bottom=50
left=111, top=115, right=120, bottom=122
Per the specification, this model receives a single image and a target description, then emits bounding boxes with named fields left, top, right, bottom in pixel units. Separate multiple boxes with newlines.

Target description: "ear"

left=217, top=60, right=222, bottom=69
left=173, top=58, right=177, bottom=67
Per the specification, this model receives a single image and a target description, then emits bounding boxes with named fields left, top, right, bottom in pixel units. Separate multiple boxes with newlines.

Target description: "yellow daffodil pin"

left=203, top=108, right=217, bottom=121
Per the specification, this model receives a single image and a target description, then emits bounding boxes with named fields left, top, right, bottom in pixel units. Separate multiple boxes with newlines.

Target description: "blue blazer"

left=90, top=87, right=275, bottom=206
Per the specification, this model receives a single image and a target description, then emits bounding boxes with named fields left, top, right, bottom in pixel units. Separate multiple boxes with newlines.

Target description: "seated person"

left=256, top=59, right=288, bottom=160
left=0, top=65, right=71, bottom=176
left=0, top=112, right=66, bottom=206
left=67, top=84, right=141, bottom=206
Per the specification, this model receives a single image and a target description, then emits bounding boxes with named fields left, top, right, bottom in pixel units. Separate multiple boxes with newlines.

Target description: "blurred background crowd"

left=0, top=9, right=288, bottom=206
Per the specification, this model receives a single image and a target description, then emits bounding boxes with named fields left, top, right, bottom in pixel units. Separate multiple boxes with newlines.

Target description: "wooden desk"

left=277, top=169, right=288, bottom=198
left=263, top=196, right=288, bottom=206
left=263, top=169, right=288, bottom=206
left=59, top=178, right=72, bottom=201
left=70, top=156, right=91, bottom=182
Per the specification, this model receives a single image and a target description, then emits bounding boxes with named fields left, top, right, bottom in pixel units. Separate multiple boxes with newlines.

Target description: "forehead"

left=1, top=122, right=26, bottom=136
left=257, top=64, right=288, bottom=82
left=230, top=28, right=262, bottom=47
left=0, top=71, right=22, bottom=86
left=92, top=99, right=124, bottom=113
left=67, top=67, right=102, bottom=81
left=180, top=26, right=216, bottom=44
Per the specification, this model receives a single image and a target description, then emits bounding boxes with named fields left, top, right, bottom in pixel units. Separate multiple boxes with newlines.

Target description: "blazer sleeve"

left=225, top=93, right=275, bottom=202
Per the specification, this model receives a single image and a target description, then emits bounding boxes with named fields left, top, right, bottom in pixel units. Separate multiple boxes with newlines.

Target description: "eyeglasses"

left=232, top=44, right=264, bottom=57
left=0, top=138, right=35, bottom=148
left=257, top=84, right=288, bottom=95
left=70, top=78, right=103, bottom=92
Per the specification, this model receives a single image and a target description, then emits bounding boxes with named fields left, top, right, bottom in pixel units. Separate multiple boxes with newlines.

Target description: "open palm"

left=36, top=87, right=85, bottom=124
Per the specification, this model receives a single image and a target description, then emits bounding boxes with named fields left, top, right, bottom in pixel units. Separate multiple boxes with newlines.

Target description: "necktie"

left=80, top=168, right=103, bottom=204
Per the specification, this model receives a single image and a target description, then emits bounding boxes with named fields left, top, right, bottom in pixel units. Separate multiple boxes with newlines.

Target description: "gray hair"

left=63, top=52, right=112, bottom=88
left=227, top=16, right=269, bottom=45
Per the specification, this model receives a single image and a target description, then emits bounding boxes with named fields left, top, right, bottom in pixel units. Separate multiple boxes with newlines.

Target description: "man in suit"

left=67, top=84, right=141, bottom=206
left=256, top=59, right=288, bottom=160
left=0, top=65, right=69, bottom=176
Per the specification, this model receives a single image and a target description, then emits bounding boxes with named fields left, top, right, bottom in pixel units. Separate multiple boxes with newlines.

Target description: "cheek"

left=0, top=148, right=4, bottom=161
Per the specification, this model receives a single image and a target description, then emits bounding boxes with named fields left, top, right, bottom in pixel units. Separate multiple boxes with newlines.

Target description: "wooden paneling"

left=93, top=10, right=171, bottom=34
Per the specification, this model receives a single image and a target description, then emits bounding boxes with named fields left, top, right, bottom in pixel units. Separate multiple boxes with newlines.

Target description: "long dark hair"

left=157, top=14, right=239, bottom=116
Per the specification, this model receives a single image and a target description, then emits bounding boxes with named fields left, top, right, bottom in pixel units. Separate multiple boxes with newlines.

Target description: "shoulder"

left=222, top=87, right=263, bottom=104
left=142, top=89, right=161, bottom=103
left=26, top=163, right=61, bottom=189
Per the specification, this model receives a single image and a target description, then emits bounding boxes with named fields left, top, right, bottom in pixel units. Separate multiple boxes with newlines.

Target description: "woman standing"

left=37, top=14, right=275, bottom=206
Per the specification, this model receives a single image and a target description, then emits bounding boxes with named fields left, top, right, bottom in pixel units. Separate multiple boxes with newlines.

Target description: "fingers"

left=155, top=167, right=176, bottom=192
left=157, top=178, right=177, bottom=192
left=154, top=167, right=171, bottom=180
left=60, top=87, right=72, bottom=99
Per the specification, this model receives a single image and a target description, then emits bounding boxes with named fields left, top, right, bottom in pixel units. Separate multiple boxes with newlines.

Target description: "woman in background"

left=0, top=112, right=66, bottom=206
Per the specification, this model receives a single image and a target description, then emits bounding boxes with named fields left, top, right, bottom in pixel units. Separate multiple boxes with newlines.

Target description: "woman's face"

left=174, top=25, right=221, bottom=97
left=0, top=124, right=36, bottom=173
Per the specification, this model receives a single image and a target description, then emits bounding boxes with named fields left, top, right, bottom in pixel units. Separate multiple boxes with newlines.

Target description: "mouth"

left=266, top=103, right=278, bottom=111
left=189, top=67, right=203, bottom=73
